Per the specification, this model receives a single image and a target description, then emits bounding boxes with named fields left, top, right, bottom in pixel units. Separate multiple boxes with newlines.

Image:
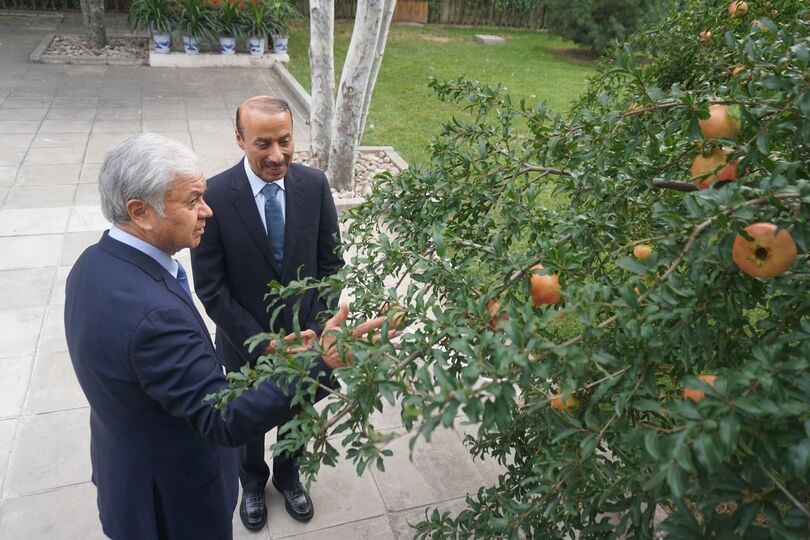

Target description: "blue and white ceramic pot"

left=151, top=31, right=171, bottom=54
left=182, top=35, right=199, bottom=54
left=219, top=35, right=237, bottom=55
left=248, top=35, right=266, bottom=56
left=270, top=33, right=288, bottom=54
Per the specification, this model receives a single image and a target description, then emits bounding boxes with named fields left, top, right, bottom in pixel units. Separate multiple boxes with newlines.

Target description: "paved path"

left=0, top=12, right=498, bottom=539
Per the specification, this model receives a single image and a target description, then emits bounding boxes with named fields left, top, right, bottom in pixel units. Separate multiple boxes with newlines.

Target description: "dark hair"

left=235, top=97, right=293, bottom=136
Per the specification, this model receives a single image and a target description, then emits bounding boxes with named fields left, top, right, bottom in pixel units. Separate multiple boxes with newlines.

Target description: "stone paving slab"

left=24, top=350, right=89, bottom=415
left=371, top=427, right=485, bottom=512
left=0, top=356, right=34, bottom=418
left=4, top=407, right=91, bottom=497
left=0, top=482, right=107, bottom=539
left=0, top=267, right=55, bottom=309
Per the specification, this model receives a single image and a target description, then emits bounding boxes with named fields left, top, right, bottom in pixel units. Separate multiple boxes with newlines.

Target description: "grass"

left=285, top=21, right=598, bottom=165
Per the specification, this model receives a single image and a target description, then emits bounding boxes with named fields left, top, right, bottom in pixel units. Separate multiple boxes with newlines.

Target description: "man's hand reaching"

left=320, top=303, right=400, bottom=370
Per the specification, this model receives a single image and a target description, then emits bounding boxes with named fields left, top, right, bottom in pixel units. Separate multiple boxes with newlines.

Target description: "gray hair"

left=99, top=133, right=201, bottom=224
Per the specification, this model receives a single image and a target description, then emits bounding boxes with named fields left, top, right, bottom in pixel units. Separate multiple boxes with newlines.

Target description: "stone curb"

left=356, top=145, right=409, bottom=172
left=29, top=33, right=149, bottom=65
left=334, top=197, right=365, bottom=214
left=29, top=33, right=53, bottom=63
left=272, top=61, right=311, bottom=112
left=148, top=51, right=289, bottom=68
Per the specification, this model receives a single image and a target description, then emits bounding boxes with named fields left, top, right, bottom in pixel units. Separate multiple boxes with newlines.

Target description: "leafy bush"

left=544, top=0, right=676, bottom=53
left=213, top=0, right=810, bottom=537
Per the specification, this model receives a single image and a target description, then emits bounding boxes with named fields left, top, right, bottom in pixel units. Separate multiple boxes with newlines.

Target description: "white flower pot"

left=248, top=35, right=266, bottom=56
left=182, top=34, right=199, bottom=54
left=151, top=31, right=171, bottom=54
left=219, top=35, right=237, bottom=55
left=271, top=33, right=288, bottom=54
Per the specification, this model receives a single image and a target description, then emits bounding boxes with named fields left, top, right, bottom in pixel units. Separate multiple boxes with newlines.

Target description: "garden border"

left=30, top=33, right=148, bottom=65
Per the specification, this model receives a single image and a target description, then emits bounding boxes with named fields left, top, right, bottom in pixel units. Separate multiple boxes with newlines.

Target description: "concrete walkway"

left=0, top=12, right=499, bottom=539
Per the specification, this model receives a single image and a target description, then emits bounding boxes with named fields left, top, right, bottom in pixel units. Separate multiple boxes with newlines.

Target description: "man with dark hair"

left=191, top=96, right=344, bottom=530
left=64, top=133, right=381, bottom=539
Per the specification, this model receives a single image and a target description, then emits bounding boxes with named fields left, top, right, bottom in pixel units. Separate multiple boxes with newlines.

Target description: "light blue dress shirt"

left=108, top=224, right=180, bottom=278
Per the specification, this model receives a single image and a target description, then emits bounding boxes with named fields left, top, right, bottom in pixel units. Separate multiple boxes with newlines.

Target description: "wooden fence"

left=2, top=0, right=546, bottom=29
left=293, top=1, right=546, bottom=27
left=0, top=0, right=127, bottom=10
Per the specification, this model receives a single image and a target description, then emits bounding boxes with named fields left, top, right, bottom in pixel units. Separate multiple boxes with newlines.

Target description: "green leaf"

left=797, top=91, right=810, bottom=117
left=666, top=466, right=684, bottom=499
left=759, top=75, right=793, bottom=91
left=756, top=131, right=770, bottom=154
left=644, top=430, right=660, bottom=459
left=719, top=415, right=740, bottom=451
left=615, top=256, right=650, bottom=275
left=580, top=433, right=599, bottom=460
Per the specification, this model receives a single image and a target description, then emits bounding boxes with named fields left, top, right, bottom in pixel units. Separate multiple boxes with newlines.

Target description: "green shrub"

left=544, top=0, right=676, bottom=53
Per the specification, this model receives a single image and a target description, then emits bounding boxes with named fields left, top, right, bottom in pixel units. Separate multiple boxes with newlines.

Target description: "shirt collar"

left=108, top=224, right=179, bottom=277
left=243, top=157, right=285, bottom=197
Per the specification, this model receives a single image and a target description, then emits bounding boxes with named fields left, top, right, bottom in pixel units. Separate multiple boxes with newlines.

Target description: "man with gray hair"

left=64, top=133, right=388, bottom=539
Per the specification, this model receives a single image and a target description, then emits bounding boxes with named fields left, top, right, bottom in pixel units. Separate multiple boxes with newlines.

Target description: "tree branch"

left=652, top=179, right=699, bottom=192
left=519, top=166, right=573, bottom=177
left=758, top=463, right=810, bottom=520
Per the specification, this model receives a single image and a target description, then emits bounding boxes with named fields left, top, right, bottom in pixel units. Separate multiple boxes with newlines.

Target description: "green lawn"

left=285, top=21, right=597, bottom=165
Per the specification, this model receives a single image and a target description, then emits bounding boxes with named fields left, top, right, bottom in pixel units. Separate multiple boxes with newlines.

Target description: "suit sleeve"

left=191, top=209, right=269, bottom=362
left=305, top=174, right=345, bottom=334
left=130, top=305, right=331, bottom=447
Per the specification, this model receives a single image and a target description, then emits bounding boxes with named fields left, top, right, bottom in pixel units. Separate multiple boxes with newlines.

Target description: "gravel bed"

left=295, top=150, right=402, bottom=199
left=44, top=35, right=149, bottom=59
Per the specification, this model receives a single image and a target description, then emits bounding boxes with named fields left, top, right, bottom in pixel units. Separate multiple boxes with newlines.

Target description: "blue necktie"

left=175, top=261, right=192, bottom=299
left=261, top=182, right=285, bottom=265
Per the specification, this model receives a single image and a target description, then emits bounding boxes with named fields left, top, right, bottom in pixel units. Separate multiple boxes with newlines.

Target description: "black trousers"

left=239, top=431, right=301, bottom=492
left=232, top=355, right=334, bottom=494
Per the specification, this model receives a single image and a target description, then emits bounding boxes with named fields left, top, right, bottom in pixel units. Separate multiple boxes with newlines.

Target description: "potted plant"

left=241, top=0, right=276, bottom=56
left=211, top=0, right=244, bottom=55
left=178, top=0, right=214, bottom=54
left=266, top=0, right=302, bottom=54
left=128, top=0, right=178, bottom=54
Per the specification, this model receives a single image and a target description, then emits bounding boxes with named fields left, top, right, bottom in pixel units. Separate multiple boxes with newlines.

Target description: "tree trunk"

left=326, top=0, right=385, bottom=191
left=80, top=0, right=106, bottom=49
left=308, top=0, right=335, bottom=172
left=356, top=0, right=396, bottom=147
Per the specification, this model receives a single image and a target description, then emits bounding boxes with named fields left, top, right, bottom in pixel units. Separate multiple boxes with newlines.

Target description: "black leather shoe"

left=239, top=490, right=267, bottom=531
left=272, top=476, right=314, bottom=522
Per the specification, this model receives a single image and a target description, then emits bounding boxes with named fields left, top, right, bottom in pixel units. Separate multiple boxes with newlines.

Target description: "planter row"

left=151, top=30, right=288, bottom=55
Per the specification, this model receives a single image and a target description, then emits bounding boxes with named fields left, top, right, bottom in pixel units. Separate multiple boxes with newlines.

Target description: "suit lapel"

left=100, top=233, right=213, bottom=343
left=227, top=167, right=280, bottom=274
left=281, top=166, right=303, bottom=280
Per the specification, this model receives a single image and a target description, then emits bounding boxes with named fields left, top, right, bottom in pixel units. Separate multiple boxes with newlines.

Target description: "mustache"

left=261, top=159, right=287, bottom=168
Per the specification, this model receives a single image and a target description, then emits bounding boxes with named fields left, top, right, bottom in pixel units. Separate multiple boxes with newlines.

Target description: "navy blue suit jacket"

left=65, top=232, right=330, bottom=540
left=190, top=161, right=343, bottom=372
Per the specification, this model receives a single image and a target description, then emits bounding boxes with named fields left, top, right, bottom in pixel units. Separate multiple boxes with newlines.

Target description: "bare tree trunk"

left=80, top=0, right=106, bottom=49
left=356, top=0, right=396, bottom=146
left=326, top=0, right=384, bottom=190
left=308, top=0, right=335, bottom=172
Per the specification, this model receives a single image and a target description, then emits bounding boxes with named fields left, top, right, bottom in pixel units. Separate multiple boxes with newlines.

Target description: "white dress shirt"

left=243, top=157, right=286, bottom=231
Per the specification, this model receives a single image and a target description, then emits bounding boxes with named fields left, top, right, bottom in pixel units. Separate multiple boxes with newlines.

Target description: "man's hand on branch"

left=263, top=329, right=318, bottom=356
left=320, top=303, right=400, bottom=370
